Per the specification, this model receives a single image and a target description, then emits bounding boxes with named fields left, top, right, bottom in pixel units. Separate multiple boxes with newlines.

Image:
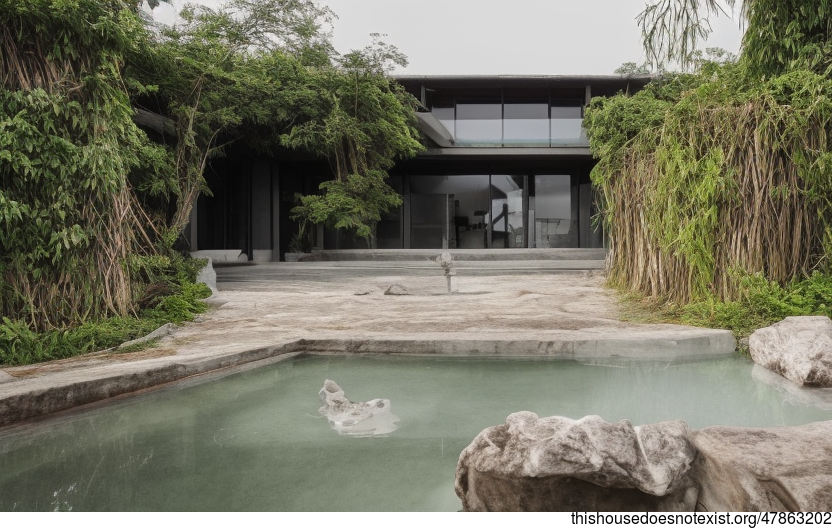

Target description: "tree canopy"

left=1, top=0, right=422, bottom=343
left=639, top=0, right=832, bottom=76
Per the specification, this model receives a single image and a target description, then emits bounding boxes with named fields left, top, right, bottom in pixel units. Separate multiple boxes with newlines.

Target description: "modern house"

left=188, top=74, right=651, bottom=261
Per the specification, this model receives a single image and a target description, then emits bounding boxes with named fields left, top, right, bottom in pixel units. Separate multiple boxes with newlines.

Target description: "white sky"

left=148, top=0, right=745, bottom=75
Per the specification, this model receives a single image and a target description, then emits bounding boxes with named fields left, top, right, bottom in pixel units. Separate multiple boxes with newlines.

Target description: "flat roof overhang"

left=417, top=146, right=591, bottom=159
left=396, top=74, right=654, bottom=97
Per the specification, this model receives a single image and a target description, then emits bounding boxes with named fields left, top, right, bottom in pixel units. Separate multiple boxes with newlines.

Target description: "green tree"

left=639, top=0, right=832, bottom=77
left=638, top=0, right=740, bottom=71
left=614, top=62, right=653, bottom=75
left=281, top=34, right=423, bottom=248
left=128, top=0, right=336, bottom=238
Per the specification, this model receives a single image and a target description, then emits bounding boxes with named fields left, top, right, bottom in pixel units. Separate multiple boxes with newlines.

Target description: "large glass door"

left=488, top=175, right=525, bottom=248
left=530, top=175, right=577, bottom=248
left=407, top=173, right=578, bottom=249
left=409, top=175, right=490, bottom=249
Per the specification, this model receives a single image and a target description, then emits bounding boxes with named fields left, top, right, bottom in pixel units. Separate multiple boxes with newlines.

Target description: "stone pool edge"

left=0, top=330, right=735, bottom=428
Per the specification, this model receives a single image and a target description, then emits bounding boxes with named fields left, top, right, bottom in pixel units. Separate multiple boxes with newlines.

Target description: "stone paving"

left=0, top=263, right=736, bottom=427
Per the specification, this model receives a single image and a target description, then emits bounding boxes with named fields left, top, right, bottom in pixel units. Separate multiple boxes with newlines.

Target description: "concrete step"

left=309, top=248, right=606, bottom=262
left=272, top=259, right=604, bottom=270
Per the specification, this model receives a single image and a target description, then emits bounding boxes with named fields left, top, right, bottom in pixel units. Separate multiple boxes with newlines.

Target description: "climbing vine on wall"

left=0, top=0, right=165, bottom=331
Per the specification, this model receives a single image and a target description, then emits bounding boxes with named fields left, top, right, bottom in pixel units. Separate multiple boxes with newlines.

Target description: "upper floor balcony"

left=396, top=75, right=652, bottom=154
left=430, top=100, right=585, bottom=147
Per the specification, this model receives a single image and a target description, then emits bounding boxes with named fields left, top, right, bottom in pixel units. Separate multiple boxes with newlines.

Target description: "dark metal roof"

left=394, top=74, right=654, bottom=91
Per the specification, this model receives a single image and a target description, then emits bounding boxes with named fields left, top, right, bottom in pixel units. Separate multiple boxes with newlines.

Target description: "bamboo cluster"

left=0, top=24, right=88, bottom=94
left=601, top=96, right=832, bottom=304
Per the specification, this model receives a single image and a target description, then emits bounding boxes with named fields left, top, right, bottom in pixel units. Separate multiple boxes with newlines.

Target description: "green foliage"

left=637, top=0, right=739, bottom=71
left=128, top=1, right=422, bottom=251
left=743, top=0, right=832, bottom=78
left=0, top=256, right=211, bottom=366
left=614, top=62, right=653, bottom=75
left=604, top=1, right=832, bottom=338
left=0, top=1, right=159, bottom=331
left=127, top=0, right=336, bottom=235
left=586, top=59, right=832, bottom=305
left=639, top=0, right=832, bottom=77
left=281, top=35, right=423, bottom=247
left=146, top=280, right=211, bottom=324
left=682, top=272, right=832, bottom=337
left=291, top=170, right=403, bottom=244
left=0, top=0, right=422, bottom=364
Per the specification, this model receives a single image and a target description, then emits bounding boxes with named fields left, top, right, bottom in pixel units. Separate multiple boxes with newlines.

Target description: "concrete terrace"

left=0, top=254, right=737, bottom=427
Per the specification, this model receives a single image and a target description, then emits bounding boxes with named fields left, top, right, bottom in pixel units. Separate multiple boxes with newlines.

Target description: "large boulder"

left=456, top=413, right=832, bottom=512
left=690, top=421, right=832, bottom=511
left=749, top=316, right=832, bottom=387
left=454, top=412, right=698, bottom=512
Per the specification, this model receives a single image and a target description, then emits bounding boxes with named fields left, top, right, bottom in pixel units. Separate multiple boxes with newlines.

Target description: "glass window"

left=504, top=103, right=549, bottom=146
left=550, top=104, right=585, bottom=146
left=489, top=175, right=525, bottom=248
left=409, top=175, right=490, bottom=249
left=532, top=175, right=577, bottom=248
left=455, top=103, right=502, bottom=146
left=431, top=106, right=455, bottom=139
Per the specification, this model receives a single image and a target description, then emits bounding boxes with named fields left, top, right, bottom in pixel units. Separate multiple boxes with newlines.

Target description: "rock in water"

left=749, top=316, right=832, bottom=387
left=318, top=379, right=399, bottom=437
left=454, top=412, right=698, bottom=512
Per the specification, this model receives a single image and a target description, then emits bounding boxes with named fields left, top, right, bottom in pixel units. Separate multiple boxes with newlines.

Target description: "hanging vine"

left=585, top=65, right=832, bottom=305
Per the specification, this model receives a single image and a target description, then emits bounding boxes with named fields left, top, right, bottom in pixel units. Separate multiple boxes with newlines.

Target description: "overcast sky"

left=148, top=0, right=745, bottom=75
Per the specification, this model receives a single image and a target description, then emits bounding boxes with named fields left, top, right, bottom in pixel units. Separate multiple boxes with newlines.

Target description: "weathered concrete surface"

left=0, top=346, right=305, bottom=427
left=750, top=316, right=832, bottom=387
left=455, top=412, right=698, bottom=512
left=456, top=414, right=832, bottom=512
left=0, top=267, right=734, bottom=427
left=309, top=248, right=607, bottom=262
left=115, top=323, right=175, bottom=350
left=190, top=249, right=241, bottom=263
left=691, top=421, right=832, bottom=511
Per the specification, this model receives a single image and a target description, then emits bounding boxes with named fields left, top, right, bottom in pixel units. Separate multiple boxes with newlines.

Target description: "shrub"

left=680, top=272, right=832, bottom=338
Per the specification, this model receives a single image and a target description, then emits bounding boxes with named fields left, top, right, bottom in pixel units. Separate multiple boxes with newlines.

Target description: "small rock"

left=318, top=379, right=399, bottom=437
left=384, top=284, right=408, bottom=296
left=749, top=316, right=832, bottom=387
left=354, top=289, right=372, bottom=296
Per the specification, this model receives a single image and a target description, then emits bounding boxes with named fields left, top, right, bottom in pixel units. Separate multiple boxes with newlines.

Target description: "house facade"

left=188, top=75, right=651, bottom=261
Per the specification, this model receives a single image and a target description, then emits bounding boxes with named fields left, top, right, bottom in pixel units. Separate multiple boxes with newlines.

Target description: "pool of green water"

left=2, top=354, right=831, bottom=511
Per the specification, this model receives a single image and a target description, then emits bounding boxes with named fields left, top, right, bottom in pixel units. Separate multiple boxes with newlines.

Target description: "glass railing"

left=431, top=103, right=587, bottom=147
